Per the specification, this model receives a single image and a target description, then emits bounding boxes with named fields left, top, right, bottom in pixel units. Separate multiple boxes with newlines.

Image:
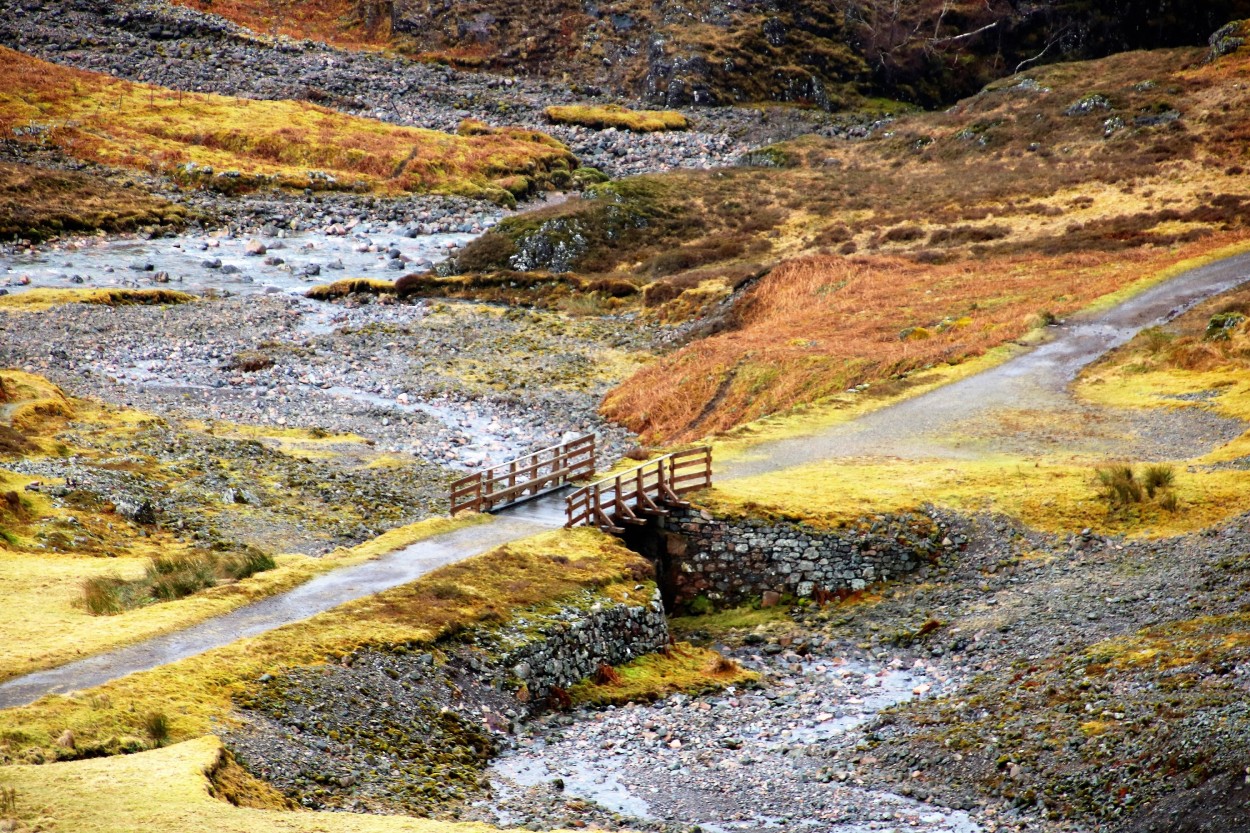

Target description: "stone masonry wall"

left=506, top=589, right=669, bottom=702
left=656, top=507, right=948, bottom=608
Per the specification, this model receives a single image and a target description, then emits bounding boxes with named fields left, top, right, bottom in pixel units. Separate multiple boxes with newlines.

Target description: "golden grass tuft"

left=0, top=288, right=195, bottom=313
left=305, top=278, right=396, bottom=300
left=544, top=104, right=690, bottom=133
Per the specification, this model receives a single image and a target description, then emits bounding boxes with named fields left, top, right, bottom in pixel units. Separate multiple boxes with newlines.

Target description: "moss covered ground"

left=568, top=642, right=756, bottom=706
left=0, top=163, right=189, bottom=242
left=0, top=288, right=196, bottom=312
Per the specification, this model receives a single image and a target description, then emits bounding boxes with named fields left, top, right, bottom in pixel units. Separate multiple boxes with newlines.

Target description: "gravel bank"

left=0, top=291, right=649, bottom=471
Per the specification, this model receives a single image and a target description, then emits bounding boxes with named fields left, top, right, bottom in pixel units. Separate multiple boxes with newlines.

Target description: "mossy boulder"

left=1205, top=311, right=1246, bottom=340
left=450, top=178, right=681, bottom=275
left=1209, top=20, right=1250, bottom=60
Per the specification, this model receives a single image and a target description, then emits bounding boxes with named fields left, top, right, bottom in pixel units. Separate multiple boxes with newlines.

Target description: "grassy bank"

left=0, top=735, right=497, bottom=832
left=0, top=163, right=189, bottom=242
left=0, top=48, right=575, bottom=200
left=0, top=528, right=650, bottom=764
left=443, top=44, right=1250, bottom=443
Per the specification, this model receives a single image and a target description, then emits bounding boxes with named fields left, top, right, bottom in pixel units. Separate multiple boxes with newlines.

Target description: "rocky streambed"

left=0, top=189, right=654, bottom=473
left=472, top=647, right=978, bottom=833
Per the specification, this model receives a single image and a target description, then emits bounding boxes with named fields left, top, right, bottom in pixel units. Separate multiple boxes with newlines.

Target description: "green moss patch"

left=568, top=643, right=757, bottom=707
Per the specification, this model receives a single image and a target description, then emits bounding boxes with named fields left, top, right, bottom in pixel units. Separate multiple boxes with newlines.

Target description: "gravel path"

left=723, top=254, right=1250, bottom=478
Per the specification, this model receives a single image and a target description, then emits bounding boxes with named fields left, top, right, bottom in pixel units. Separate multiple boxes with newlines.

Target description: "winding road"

left=1, top=252, right=1248, bottom=709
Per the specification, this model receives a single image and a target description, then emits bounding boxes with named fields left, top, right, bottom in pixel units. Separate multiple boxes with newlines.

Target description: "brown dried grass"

left=604, top=235, right=1250, bottom=442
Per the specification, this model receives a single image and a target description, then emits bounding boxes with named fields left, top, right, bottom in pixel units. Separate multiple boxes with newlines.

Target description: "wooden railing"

left=451, top=434, right=596, bottom=515
left=565, top=447, right=712, bottom=533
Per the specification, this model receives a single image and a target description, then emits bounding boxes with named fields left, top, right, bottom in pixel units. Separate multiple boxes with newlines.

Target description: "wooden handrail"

left=565, top=447, right=711, bottom=532
left=451, top=433, right=596, bottom=515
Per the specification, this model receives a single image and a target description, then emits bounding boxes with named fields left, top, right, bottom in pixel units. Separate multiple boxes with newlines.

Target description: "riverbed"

left=471, top=647, right=983, bottom=833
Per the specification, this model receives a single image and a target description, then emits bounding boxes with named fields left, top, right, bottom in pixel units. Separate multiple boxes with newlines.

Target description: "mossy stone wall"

left=506, top=589, right=668, bottom=701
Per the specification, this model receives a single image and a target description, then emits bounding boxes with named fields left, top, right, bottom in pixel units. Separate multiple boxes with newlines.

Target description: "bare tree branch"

left=929, top=20, right=1000, bottom=46
left=1013, top=24, right=1073, bottom=74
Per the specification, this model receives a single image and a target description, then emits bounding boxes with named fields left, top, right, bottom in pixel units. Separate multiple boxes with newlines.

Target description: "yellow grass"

left=568, top=643, right=756, bottom=707
left=0, top=735, right=501, bottom=833
left=707, top=454, right=1250, bottom=539
left=305, top=278, right=397, bottom=300
left=0, top=515, right=483, bottom=683
left=0, top=288, right=195, bottom=313
left=0, top=48, right=574, bottom=199
left=544, top=105, right=690, bottom=132
left=0, top=528, right=649, bottom=763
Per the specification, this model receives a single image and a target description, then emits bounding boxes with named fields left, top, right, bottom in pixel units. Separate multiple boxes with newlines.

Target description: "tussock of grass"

left=82, top=548, right=279, bottom=616
left=0, top=48, right=575, bottom=199
left=0, top=288, right=195, bottom=313
left=0, top=735, right=497, bottom=832
left=569, top=643, right=757, bottom=707
left=305, top=278, right=397, bottom=300
left=0, top=369, right=78, bottom=434
left=544, top=104, right=690, bottom=133
left=0, top=528, right=649, bottom=762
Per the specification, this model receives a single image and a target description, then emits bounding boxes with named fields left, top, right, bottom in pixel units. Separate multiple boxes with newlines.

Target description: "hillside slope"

left=438, top=36, right=1250, bottom=442
left=394, top=0, right=1250, bottom=107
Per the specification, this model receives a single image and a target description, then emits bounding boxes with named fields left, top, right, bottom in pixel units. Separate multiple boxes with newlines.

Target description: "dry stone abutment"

left=622, top=505, right=965, bottom=612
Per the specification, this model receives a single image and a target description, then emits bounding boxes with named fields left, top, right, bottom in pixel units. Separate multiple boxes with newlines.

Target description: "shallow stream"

left=0, top=223, right=481, bottom=297
left=478, top=656, right=983, bottom=832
